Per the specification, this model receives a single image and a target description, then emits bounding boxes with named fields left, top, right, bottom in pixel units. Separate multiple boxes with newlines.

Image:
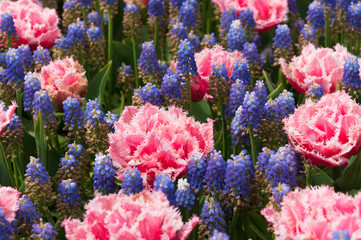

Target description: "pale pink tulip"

left=0, top=101, right=17, bottom=135
left=108, top=103, right=214, bottom=186
left=0, top=186, right=20, bottom=222
left=0, top=0, right=60, bottom=50
left=284, top=91, right=361, bottom=167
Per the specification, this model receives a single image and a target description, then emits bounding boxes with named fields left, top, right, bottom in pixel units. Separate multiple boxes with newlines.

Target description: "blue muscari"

left=307, top=83, right=324, bottom=100
left=256, top=147, right=276, bottom=173
left=220, top=8, right=238, bottom=35
left=240, top=8, right=256, bottom=30
left=59, top=154, right=78, bottom=169
left=231, top=81, right=267, bottom=145
left=135, top=83, right=163, bottom=106
left=225, top=150, right=254, bottom=200
left=5, top=112, right=21, bottom=132
left=175, top=179, right=195, bottom=210
left=187, top=31, right=200, bottom=51
left=32, top=90, right=56, bottom=128
left=33, top=46, right=52, bottom=67
left=170, top=20, right=188, bottom=40
left=5, top=48, right=25, bottom=87
left=66, top=19, right=87, bottom=45
left=273, top=24, right=293, bottom=55
left=31, top=222, right=57, bottom=240
left=341, top=56, right=361, bottom=89
left=204, top=150, right=226, bottom=193
left=124, top=2, right=140, bottom=13
left=271, top=183, right=290, bottom=204
left=63, top=0, right=77, bottom=10
left=307, top=1, right=325, bottom=31
left=23, top=72, right=41, bottom=112
left=83, top=99, right=105, bottom=126
left=0, top=208, right=13, bottom=239
left=209, top=230, right=230, bottom=240
left=346, top=2, right=361, bottom=31
left=300, top=24, right=317, bottom=43
left=337, top=0, right=352, bottom=12
left=16, top=45, right=32, bottom=68
left=87, top=25, right=103, bottom=41
left=58, top=179, right=82, bottom=207
left=201, top=33, right=217, bottom=47
left=79, top=0, right=91, bottom=8
left=332, top=230, right=351, bottom=240
left=66, top=142, right=84, bottom=157
left=121, top=168, right=144, bottom=195
left=288, top=0, right=298, bottom=14
left=231, top=58, right=251, bottom=85
left=148, top=0, right=165, bottom=17
left=265, top=144, right=299, bottom=187
left=322, top=0, right=336, bottom=8
left=87, top=11, right=102, bottom=26
left=138, top=41, right=161, bottom=75
left=228, top=20, right=246, bottom=51
left=0, top=13, right=16, bottom=36
left=179, top=0, right=199, bottom=29
left=187, top=152, right=207, bottom=191
left=225, top=79, right=247, bottom=119
left=176, top=39, right=198, bottom=76
left=15, top=195, right=40, bottom=227
left=161, top=68, right=182, bottom=99
left=264, top=90, right=295, bottom=121
left=54, top=37, right=71, bottom=52
left=212, top=63, right=229, bottom=83
left=154, top=174, right=176, bottom=205
left=0, top=52, right=5, bottom=67
left=200, top=197, right=227, bottom=232
left=242, top=42, right=261, bottom=67
left=104, top=112, right=118, bottom=132
left=26, top=157, right=50, bottom=184
left=170, top=0, right=183, bottom=9
left=63, top=97, right=83, bottom=131
left=93, top=152, right=117, bottom=194
left=100, top=0, right=117, bottom=7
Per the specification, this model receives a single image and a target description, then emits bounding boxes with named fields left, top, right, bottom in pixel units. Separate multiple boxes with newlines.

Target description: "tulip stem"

left=325, top=11, right=330, bottom=47
left=305, top=161, right=312, bottom=186
left=186, top=76, right=193, bottom=116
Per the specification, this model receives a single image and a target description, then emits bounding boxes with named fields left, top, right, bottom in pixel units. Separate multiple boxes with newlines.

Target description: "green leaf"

left=0, top=162, right=12, bottom=186
left=190, top=100, right=212, bottom=123
left=86, top=61, right=112, bottom=106
left=34, top=112, right=47, bottom=168
left=310, top=166, right=333, bottom=186
left=112, top=41, right=133, bottom=69
left=334, top=153, right=361, bottom=191
left=267, top=83, right=285, bottom=100
left=262, top=70, right=275, bottom=93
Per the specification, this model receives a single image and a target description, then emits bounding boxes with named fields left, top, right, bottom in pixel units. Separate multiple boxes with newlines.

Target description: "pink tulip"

left=262, top=186, right=361, bottom=240
left=280, top=44, right=351, bottom=95
left=0, top=186, right=20, bottom=222
left=62, top=190, right=201, bottom=240
left=212, top=0, right=288, bottom=32
left=284, top=91, right=361, bottom=167
left=0, top=101, right=17, bottom=135
left=194, top=45, right=243, bottom=101
left=0, top=0, right=60, bottom=50
left=108, top=103, right=214, bottom=186
left=38, top=57, right=88, bottom=110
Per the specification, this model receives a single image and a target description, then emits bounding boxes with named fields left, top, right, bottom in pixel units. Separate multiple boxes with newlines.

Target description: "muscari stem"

left=131, top=34, right=140, bottom=88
